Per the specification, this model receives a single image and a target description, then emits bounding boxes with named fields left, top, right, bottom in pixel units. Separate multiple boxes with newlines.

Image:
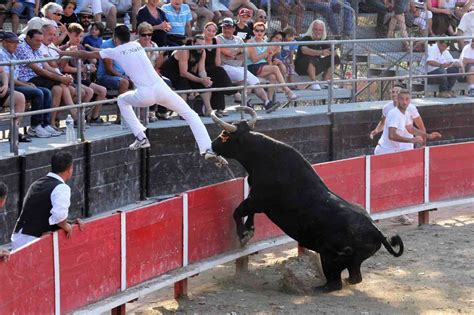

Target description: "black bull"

left=210, top=107, right=404, bottom=292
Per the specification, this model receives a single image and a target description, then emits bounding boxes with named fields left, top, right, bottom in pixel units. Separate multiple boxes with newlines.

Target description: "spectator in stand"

left=74, top=0, right=102, bottom=26
left=364, top=0, right=389, bottom=32
left=0, top=32, right=53, bottom=140
left=136, top=22, right=171, bottom=121
left=234, top=8, right=253, bottom=41
left=426, top=39, right=462, bottom=98
left=460, top=39, right=474, bottom=96
left=268, top=32, right=286, bottom=78
left=203, top=22, right=236, bottom=117
left=216, top=18, right=278, bottom=111
left=306, top=0, right=353, bottom=38
left=0, top=0, right=39, bottom=34
left=186, top=0, right=214, bottom=32
left=11, top=151, right=83, bottom=250
left=16, top=29, right=67, bottom=137
left=277, top=26, right=299, bottom=84
left=160, top=35, right=214, bottom=116
left=101, top=0, right=142, bottom=31
left=162, top=0, right=193, bottom=45
left=295, top=19, right=341, bottom=91
left=249, top=9, right=266, bottom=29
left=137, top=0, right=172, bottom=47
left=61, top=0, right=79, bottom=26
left=228, top=0, right=258, bottom=13
left=456, top=11, right=474, bottom=51
left=260, top=0, right=304, bottom=34
left=82, top=22, right=105, bottom=51
left=78, top=8, right=93, bottom=34
left=385, top=0, right=409, bottom=50
left=60, top=23, right=109, bottom=126
left=426, top=0, right=457, bottom=36
left=208, top=0, right=233, bottom=23
left=406, top=1, right=434, bottom=37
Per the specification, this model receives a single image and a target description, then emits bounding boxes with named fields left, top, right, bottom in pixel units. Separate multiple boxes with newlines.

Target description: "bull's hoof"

left=345, top=276, right=362, bottom=285
left=313, top=283, right=342, bottom=293
left=239, top=230, right=254, bottom=247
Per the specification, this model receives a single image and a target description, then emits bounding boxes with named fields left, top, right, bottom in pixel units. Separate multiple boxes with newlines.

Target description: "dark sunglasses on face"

left=81, top=15, right=92, bottom=19
left=140, top=33, right=153, bottom=37
left=54, top=12, right=62, bottom=16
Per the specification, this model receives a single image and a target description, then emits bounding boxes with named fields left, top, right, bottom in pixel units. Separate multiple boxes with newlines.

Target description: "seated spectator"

left=406, top=1, right=433, bottom=37
left=427, top=0, right=457, bottom=36
left=426, top=39, right=462, bottom=98
left=208, top=0, right=233, bottom=23
left=460, top=39, right=474, bottom=96
left=260, top=0, right=304, bottom=34
left=74, top=0, right=102, bottom=26
left=137, top=0, right=172, bottom=47
left=101, top=0, right=142, bottom=31
left=295, top=19, right=341, bottom=91
left=162, top=0, right=193, bottom=45
left=456, top=10, right=474, bottom=51
left=82, top=22, right=105, bottom=51
left=16, top=29, right=66, bottom=136
left=186, top=0, right=214, bottom=32
left=61, top=0, right=79, bottom=26
left=268, top=31, right=287, bottom=80
left=248, top=9, right=266, bottom=30
left=363, top=0, right=389, bottom=31
left=386, top=0, right=409, bottom=49
left=78, top=8, right=93, bottom=34
left=60, top=23, right=109, bottom=125
left=306, top=0, right=353, bottom=38
left=277, top=26, right=299, bottom=84
left=22, top=2, right=68, bottom=46
left=0, top=0, right=39, bottom=34
left=136, top=21, right=171, bottom=120
left=0, top=31, right=54, bottom=140
left=159, top=35, right=214, bottom=116
left=216, top=18, right=278, bottom=111
left=203, top=22, right=237, bottom=117
left=228, top=0, right=258, bottom=14
left=234, top=8, right=253, bottom=41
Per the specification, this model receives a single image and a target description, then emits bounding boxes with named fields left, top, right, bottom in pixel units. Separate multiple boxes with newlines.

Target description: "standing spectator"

left=460, top=39, right=474, bottom=96
left=0, top=31, right=53, bottom=140
left=203, top=22, right=236, bottom=117
left=456, top=11, right=474, bottom=51
left=295, top=20, right=341, bottom=91
left=426, top=39, right=462, bottom=98
left=162, top=0, right=193, bottom=45
left=82, top=22, right=105, bottom=50
left=216, top=18, right=278, bottom=111
left=15, top=29, right=65, bottom=136
left=11, top=151, right=83, bottom=250
left=137, top=0, right=172, bottom=47
left=234, top=8, right=253, bottom=41
left=0, top=0, right=39, bottom=34
left=78, top=8, right=94, bottom=34
left=61, top=0, right=79, bottom=26
left=101, top=0, right=142, bottom=31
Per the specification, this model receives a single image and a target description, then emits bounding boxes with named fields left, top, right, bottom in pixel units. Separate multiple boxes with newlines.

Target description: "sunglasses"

left=81, top=15, right=92, bottom=19
left=54, top=12, right=62, bottom=16
left=140, top=33, right=153, bottom=37
left=259, top=15, right=267, bottom=19
left=254, top=29, right=265, bottom=33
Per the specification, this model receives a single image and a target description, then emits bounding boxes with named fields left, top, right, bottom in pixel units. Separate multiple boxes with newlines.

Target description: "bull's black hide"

left=211, top=118, right=404, bottom=292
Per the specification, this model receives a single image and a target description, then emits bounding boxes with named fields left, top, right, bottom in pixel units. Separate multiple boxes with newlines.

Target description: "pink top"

left=430, top=0, right=439, bottom=8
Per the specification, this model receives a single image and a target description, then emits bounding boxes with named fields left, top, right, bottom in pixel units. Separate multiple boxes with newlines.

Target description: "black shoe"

left=265, top=101, right=282, bottom=113
left=19, top=134, right=32, bottom=143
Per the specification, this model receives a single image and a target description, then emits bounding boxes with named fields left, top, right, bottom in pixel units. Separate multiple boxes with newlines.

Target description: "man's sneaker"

left=129, top=137, right=151, bottom=150
left=390, top=214, right=414, bottom=225
left=310, top=83, right=321, bottom=91
left=89, top=117, right=111, bottom=126
left=28, top=125, right=51, bottom=138
left=264, top=100, right=282, bottom=113
left=44, top=125, right=62, bottom=137
left=203, top=149, right=228, bottom=167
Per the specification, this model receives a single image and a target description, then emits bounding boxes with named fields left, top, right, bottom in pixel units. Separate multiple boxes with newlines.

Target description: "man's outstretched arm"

left=51, top=47, right=102, bottom=61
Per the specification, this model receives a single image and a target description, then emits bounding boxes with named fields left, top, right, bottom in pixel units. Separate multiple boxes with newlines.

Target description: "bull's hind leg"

left=346, top=260, right=363, bottom=285
left=233, top=198, right=256, bottom=246
left=314, top=253, right=343, bottom=293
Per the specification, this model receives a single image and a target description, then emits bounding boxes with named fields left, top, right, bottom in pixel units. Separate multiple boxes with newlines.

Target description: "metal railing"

left=0, top=34, right=472, bottom=156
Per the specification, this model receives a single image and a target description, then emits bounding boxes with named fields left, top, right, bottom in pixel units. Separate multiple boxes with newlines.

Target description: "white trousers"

left=222, top=64, right=260, bottom=85
left=117, top=77, right=212, bottom=154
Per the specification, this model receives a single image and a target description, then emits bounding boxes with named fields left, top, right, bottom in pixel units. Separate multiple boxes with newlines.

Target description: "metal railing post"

left=408, top=37, right=413, bottom=94
left=242, top=46, right=248, bottom=120
left=76, top=58, right=85, bottom=142
left=328, top=42, right=335, bottom=113
left=351, top=4, right=357, bottom=102
left=9, top=62, right=18, bottom=155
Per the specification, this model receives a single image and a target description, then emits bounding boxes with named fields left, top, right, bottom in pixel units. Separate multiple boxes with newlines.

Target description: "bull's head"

left=210, top=106, right=258, bottom=159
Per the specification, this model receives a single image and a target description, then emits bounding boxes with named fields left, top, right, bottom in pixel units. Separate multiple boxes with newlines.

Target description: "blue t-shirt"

left=277, top=42, right=298, bottom=61
left=161, top=3, right=192, bottom=36
left=97, top=39, right=125, bottom=78
left=82, top=35, right=103, bottom=50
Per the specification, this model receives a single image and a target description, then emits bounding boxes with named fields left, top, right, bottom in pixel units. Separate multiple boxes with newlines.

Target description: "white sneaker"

left=29, top=125, right=52, bottom=138
left=310, top=84, right=321, bottom=91
left=286, top=91, right=299, bottom=101
left=203, top=149, right=228, bottom=167
left=129, top=137, right=151, bottom=150
left=44, top=125, right=62, bottom=137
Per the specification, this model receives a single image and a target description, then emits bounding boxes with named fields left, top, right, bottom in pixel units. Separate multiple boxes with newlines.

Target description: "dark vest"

left=15, top=176, right=63, bottom=237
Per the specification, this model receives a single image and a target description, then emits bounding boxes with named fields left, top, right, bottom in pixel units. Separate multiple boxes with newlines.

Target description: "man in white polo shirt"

left=460, top=39, right=474, bottom=97
left=456, top=11, right=474, bottom=51
left=54, top=25, right=228, bottom=167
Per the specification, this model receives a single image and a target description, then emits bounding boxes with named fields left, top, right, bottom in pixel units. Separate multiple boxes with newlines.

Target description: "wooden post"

left=236, top=256, right=249, bottom=274
left=418, top=208, right=436, bottom=226
left=111, top=304, right=126, bottom=315
left=174, top=279, right=188, bottom=299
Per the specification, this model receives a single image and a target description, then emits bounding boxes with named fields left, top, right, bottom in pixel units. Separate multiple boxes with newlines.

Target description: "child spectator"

left=82, top=22, right=104, bottom=51
left=277, top=26, right=299, bottom=84
left=268, top=31, right=287, bottom=81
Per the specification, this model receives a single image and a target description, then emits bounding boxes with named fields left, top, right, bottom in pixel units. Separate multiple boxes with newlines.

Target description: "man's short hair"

left=51, top=151, right=73, bottom=174
left=26, top=29, right=43, bottom=38
left=397, top=88, right=410, bottom=96
left=67, top=23, right=84, bottom=34
left=113, top=25, right=130, bottom=43
left=0, top=182, right=7, bottom=199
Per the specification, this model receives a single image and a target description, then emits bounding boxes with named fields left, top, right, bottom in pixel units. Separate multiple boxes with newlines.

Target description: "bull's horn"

left=211, top=110, right=237, bottom=132
left=233, top=106, right=257, bottom=129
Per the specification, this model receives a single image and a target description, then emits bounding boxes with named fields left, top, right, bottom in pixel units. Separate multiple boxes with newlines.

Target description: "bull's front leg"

left=233, top=197, right=256, bottom=246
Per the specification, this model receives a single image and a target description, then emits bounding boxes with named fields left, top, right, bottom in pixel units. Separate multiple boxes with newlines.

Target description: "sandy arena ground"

left=125, top=204, right=473, bottom=315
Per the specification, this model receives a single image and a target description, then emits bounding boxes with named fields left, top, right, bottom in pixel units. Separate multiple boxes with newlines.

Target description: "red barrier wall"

left=188, top=178, right=244, bottom=264
left=429, top=143, right=474, bottom=201
left=370, top=149, right=424, bottom=212
left=59, top=214, right=122, bottom=314
left=127, top=197, right=183, bottom=287
left=0, top=237, right=55, bottom=314
left=314, top=157, right=366, bottom=207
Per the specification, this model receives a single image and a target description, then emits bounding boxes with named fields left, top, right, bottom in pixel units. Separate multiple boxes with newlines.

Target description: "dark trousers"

left=428, top=67, right=459, bottom=92
left=15, top=86, right=52, bottom=127
left=207, top=66, right=235, bottom=111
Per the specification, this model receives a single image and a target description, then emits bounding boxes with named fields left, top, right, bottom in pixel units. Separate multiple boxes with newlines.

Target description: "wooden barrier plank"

left=188, top=179, right=244, bottom=264
left=314, top=157, right=366, bottom=207
left=429, top=143, right=474, bottom=201
left=59, top=214, right=121, bottom=314
left=370, top=149, right=424, bottom=213
left=0, top=237, right=55, bottom=314
left=126, top=197, right=183, bottom=288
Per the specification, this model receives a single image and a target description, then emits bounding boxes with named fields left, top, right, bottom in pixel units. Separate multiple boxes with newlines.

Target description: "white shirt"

left=99, top=41, right=161, bottom=88
left=460, top=43, right=474, bottom=64
left=382, top=101, right=420, bottom=150
left=39, top=43, right=62, bottom=74
left=377, top=107, right=410, bottom=153
left=458, top=11, right=474, bottom=38
left=426, top=44, right=454, bottom=73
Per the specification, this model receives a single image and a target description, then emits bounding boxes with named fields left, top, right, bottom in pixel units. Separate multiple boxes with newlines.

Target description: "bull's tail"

left=381, top=235, right=404, bottom=257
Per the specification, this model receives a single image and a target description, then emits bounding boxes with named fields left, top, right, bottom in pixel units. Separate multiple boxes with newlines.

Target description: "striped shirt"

left=161, top=3, right=192, bottom=36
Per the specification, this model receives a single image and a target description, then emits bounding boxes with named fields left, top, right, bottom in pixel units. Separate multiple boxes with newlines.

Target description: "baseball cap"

left=221, top=17, right=235, bottom=27
left=79, top=8, right=93, bottom=16
left=2, top=32, right=19, bottom=42
left=238, top=8, right=252, bottom=17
